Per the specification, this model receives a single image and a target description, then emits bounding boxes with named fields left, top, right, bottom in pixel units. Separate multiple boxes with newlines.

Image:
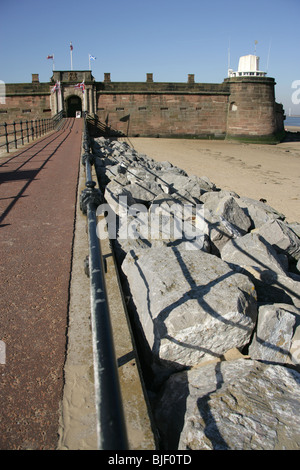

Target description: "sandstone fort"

left=0, top=54, right=285, bottom=143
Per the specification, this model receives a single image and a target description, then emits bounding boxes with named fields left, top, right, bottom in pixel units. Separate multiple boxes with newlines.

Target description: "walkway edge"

left=58, top=131, right=156, bottom=449
left=57, top=133, right=98, bottom=450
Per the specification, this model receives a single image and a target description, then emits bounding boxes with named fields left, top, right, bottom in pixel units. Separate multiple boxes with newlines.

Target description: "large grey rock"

left=104, top=163, right=129, bottom=182
left=113, top=210, right=166, bottom=263
left=114, top=199, right=210, bottom=261
left=122, top=247, right=257, bottom=375
left=200, top=189, right=240, bottom=205
left=220, top=233, right=287, bottom=276
left=288, top=223, right=300, bottom=238
left=213, top=196, right=251, bottom=234
left=155, top=358, right=300, bottom=450
left=126, top=166, right=158, bottom=184
left=154, top=172, right=190, bottom=195
left=123, top=181, right=164, bottom=204
left=156, top=165, right=188, bottom=176
left=236, top=196, right=285, bottom=229
left=246, top=268, right=300, bottom=308
left=249, top=303, right=300, bottom=367
left=174, top=174, right=217, bottom=201
left=220, top=233, right=300, bottom=307
left=255, top=219, right=300, bottom=261
left=149, top=194, right=197, bottom=240
left=188, top=174, right=217, bottom=192
left=155, top=173, right=216, bottom=200
left=200, top=208, right=243, bottom=255
left=199, top=193, right=250, bottom=252
left=104, top=180, right=136, bottom=216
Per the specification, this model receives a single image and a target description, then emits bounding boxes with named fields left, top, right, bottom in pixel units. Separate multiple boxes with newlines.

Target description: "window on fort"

left=22, top=109, right=31, bottom=113
left=0, top=110, right=7, bottom=113
left=116, top=107, right=124, bottom=111
left=43, top=109, right=51, bottom=113
left=161, top=107, right=168, bottom=110
left=230, top=102, right=237, bottom=112
left=180, top=107, right=187, bottom=110
left=139, top=107, right=147, bottom=110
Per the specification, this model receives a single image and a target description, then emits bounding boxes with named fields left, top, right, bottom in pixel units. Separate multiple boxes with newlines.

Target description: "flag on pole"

left=51, top=80, right=60, bottom=93
left=88, top=54, right=96, bottom=70
left=74, top=80, right=85, bottom=93
left=70, top=42, right=73, bottom=51
left=47, top=54, right=55, bottom=70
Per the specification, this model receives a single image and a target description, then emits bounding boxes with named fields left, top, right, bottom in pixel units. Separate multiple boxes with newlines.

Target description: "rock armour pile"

left=93, top=137, right=300, bottom=450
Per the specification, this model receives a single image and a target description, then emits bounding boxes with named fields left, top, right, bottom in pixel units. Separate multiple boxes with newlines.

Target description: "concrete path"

left=0, top=118, right=82, bottom=449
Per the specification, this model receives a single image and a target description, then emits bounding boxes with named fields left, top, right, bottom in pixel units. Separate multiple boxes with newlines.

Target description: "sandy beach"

left=125, top=130, right=300, bottom=224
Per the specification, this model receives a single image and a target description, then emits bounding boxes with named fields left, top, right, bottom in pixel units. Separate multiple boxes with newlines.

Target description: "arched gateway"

left=65, top=95, right=82, bottom=117
left=50, top=70, right=96, bottom=117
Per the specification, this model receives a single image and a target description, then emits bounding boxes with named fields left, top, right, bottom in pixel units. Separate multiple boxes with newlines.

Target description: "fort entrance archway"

left=65, top=95, right=82, bottom=117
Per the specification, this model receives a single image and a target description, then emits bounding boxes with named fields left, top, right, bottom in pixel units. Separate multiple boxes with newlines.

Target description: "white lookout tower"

left=228, top=54, right=266, bottom=78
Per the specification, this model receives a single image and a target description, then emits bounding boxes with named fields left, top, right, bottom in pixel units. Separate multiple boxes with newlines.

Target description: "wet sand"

left=126, top=130, right=300, bottom=224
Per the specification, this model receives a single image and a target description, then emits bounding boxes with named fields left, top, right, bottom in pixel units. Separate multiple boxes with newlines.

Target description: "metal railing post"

left=20, top=120, right=24, bottom=146
left=4, top=122, right=9, bottom=152
left=26, top=120, right=29, bottom=143
left=13, top=121, right=17, bottom=149
left=80, top=118, right=128, bottom=450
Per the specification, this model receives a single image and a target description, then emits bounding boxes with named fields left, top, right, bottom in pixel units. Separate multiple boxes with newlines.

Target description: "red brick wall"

left=97, top=92, right=228, bottom=138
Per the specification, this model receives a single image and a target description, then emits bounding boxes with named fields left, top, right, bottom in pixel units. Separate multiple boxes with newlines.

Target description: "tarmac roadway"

left=0, top=118, right=82, bottom=449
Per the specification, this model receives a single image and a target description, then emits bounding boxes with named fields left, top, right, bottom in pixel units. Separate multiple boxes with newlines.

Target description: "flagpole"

left=70, top=42, right=73, bottom=70
left=53, top=54, right=55, bottom=71
left=88, top=54, right=96, bottom=71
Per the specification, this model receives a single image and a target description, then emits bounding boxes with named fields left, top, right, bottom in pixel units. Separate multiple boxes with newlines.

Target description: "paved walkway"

left=0, top=118, right=82, bottom=449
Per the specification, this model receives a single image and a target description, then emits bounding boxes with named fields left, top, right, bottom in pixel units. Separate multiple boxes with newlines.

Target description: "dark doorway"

left=66, top=95, right=82, bottom=117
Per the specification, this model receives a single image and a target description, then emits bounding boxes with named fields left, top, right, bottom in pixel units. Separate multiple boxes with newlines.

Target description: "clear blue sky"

left=0, top=0, right=299, bottom=114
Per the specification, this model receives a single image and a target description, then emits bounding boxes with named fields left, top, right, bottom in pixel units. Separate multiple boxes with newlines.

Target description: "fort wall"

left=0, top=71, right=285, bottom=142
left=0, top=77, right=51, bottom=122
left=96, top=89, right=229, bottom=138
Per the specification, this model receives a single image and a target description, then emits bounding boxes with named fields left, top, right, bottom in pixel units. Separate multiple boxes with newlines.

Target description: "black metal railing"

left=80, top=116, right=128, bottom=450
left=86, top=113, right=125, bottom=138
left=0, top=111, right=64, bottom=153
